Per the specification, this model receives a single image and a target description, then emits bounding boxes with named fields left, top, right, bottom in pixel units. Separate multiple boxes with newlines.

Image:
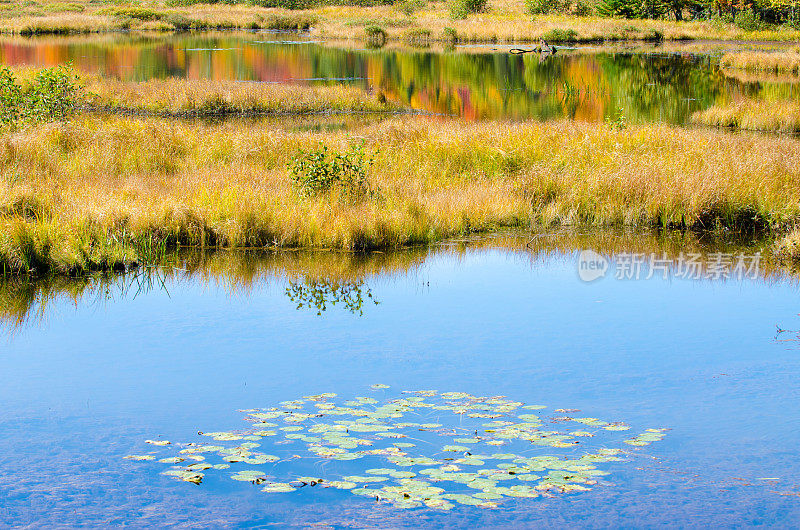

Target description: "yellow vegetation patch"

left=720, top=50, right=800, bottom=74
left=1, top=116, right=799, bottom=274
left=691, top=97, right=800, bottom=133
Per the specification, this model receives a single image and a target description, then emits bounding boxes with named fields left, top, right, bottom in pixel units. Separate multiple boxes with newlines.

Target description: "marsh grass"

left=3, top=0, right=800, bottom=42
left=82, top=77, right=397, bottom=116
left=691, top=97, right=800, bottom=132
left=720, top=50, right=800, bottom=73
left=1, top=116, right=800, bottom=274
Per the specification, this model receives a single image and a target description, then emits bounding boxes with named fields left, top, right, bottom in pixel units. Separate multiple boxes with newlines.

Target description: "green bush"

left=596, top=0, right=638, bottom=18
left=442, top=26, right=458, bottom=45
left=734, top=9, right=762, bottom=31
left=448, top=0, right=487, bottom=19
left=42, top=2, right=85, bottom=13
left=573, top=0, right=594, bottom=16
left=264, top=14, right=317, bottom=30
left=365, top=25, right=387, bottom=47
left=0, top=67, right=21, bottom=125
left=403, top=28, right=431, bottom=47
left=108, top=7, right=164, bottom=21
left=23, top=65, right=82, bottom=122
left=542, top=28, right=579, bottom=42
left=289, top=144, right=374, bottom=201
left=396, top=0, right=426, bottom=15
left=524, top=0, right=568, bottom=15
left=0, top=66, right=82, bottom=127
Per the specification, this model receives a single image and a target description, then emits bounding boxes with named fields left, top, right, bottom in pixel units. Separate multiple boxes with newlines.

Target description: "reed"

left=82, top=77, right=398, bottom=116
left=720, top=50, right=800, bottom=74
left=691, top=97, right=800, bottom=132
left=1, top=115, right=800, bottom=275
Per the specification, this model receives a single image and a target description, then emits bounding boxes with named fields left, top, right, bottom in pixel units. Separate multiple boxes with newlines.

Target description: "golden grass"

left=2, top=0, right=800, bottom=42
left=691, top=97, right=800, bottom=132
left=1, top=115, right=800, bottom=274
left=82, top=76, right=397, bottom=116
left=720, top=50, right=800, bottom=73
left=775, top=228, right=800, bottom=261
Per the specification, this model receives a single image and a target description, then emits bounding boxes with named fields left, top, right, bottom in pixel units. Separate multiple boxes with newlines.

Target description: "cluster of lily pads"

left=125, top=386, right=668, bottom=511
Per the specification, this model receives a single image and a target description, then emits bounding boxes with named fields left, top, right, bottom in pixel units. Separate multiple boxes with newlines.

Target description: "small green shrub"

left=264, top=14, right=317, bottom=30
left=525, top=0, right=568, bottom=15
left=404, top=28, right=431, bottom=47
left=605, top=106, right=627, bottom=129
left=542, top=28, right=578, bottom=42
left=365, top=25, right=387, bottom=47
left=42, top=2, right=85, bottom=13
left=23, top=65, right=82, bottom=122
left=0, top=66, right=82, bottom=126
left=573, top=0, right=593, bottom=16
left=396, top=0, right=426, bottom=16
left=289, top=144, right=374, bottom=201
left=448, top=0, right=486, bottom=19
left=108, top=7, right=164, bottom=21
left=643, top=29, right=663, bottom=41
left=166, top=14, right=197, bottom=31
left=442, top=26, right=458, bottom=45
left=734, top=9, right=762, bottom=31
left=0, top=67, right=21, bottom=125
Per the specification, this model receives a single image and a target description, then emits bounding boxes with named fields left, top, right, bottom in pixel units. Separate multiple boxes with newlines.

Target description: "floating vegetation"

left=126, top=388, right=668, bottom=510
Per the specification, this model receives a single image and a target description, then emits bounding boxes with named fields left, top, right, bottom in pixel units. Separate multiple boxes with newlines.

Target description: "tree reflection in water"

left=285, top=278, right=378, bottom=316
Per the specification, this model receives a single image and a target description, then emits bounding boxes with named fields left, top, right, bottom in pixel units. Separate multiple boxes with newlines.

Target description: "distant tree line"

left=531, top=0, right=800, bottom=27
left=165, top=0, right=800, bottom=28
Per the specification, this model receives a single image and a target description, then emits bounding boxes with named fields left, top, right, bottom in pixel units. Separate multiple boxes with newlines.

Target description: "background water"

left=0, top=233, right=799, bottom=527
left=2, top=32, right=799, bottom=123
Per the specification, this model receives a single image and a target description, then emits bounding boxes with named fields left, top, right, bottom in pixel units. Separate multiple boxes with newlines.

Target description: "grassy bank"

left=720, top=50, right=800, bottom=73
left=691, top=97, right=800, bottom=132
left=4, top=67, right=398, bottom=118
left=82, top=77, right=398, bottom=116
left=2, top=0, right=800, bottom=43
left=1, top=116, right=800, bottom=275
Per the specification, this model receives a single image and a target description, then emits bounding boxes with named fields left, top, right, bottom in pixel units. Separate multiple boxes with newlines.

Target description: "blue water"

left=1, top=241, right=799, bottom=527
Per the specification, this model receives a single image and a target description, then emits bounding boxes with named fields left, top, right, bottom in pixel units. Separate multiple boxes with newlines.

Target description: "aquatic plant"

left=126, top=387, right=668, bottom=510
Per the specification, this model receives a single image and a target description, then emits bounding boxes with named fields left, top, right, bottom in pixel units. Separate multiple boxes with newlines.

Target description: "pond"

left=1, top=231, right=799, bottom=527
left=2, top=32, right=799, bottom=123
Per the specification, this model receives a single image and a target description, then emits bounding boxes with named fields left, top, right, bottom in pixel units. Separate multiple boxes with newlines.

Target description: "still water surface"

left=0, top=232, right=799, bottom=527
left=2, top=32, right=799, bottom=122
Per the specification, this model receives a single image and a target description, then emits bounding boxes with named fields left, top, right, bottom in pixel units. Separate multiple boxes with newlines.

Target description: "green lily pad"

left=231, top=470, right=265, bottom=482
left=261, top=483, right=295, bottom=493
left=132, top=386, right=667, bottom=512
left=443, top=445, right=471, bottom=452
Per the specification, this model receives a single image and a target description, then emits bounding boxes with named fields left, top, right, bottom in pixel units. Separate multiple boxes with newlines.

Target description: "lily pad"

left=130, top=387, right=667, bottom=512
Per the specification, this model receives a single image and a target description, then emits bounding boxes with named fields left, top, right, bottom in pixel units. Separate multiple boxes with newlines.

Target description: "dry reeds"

left=1, top=116, right=799, bottom=274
